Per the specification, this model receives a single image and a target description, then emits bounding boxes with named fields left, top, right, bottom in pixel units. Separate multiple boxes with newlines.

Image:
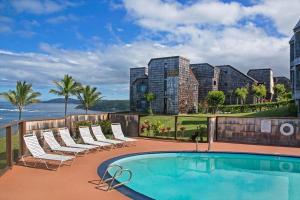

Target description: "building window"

left=213, top=81, right=217, bottom=85
left=164, top=63, right=168, bottom=79
left=291, top=71, right=294, bottom=93
left=224, top=83, right=228, bottom=86
left=296, top=65, right=300, bottom=89
left=290, top=42, right=295, bottom=61
left=137, top=84, right=147, bottom=93
left=296, top=33, right=300, bottom=58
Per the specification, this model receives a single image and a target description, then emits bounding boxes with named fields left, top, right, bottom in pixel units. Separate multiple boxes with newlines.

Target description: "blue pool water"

left=108, top=152, right=300, bottom=200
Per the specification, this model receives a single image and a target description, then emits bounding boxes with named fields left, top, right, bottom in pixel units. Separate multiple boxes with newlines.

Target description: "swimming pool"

left=98, top=152, right=300, bottom=200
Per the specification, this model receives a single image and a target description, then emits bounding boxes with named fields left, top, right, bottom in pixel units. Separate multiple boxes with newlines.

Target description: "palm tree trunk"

left=64, top=98, right=68, bottom=116
left=85, top=108, right=88, bottom=114
left=18, top=109, right=22, bottom=120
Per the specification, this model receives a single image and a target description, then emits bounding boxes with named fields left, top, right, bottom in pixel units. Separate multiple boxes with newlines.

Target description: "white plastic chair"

left=58, top=127, right=98, bottom=151
left=42, top=130, right=86, bottom=156
left=91, top=125, right=124, bottom=146
left=22, top=133, right=74, bottom=170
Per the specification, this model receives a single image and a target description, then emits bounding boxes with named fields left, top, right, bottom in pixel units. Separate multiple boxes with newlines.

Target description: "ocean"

left=0, top=101, right=99, bottom=127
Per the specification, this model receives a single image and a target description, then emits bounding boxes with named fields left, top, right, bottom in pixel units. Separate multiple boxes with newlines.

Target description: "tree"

left=49, top=74, right=80, bottom=116
left=76, top=85, right=102, bottom=114
left=235, top=87, right=248, bottom=105
left=252, top=84, right=267, bottom=103
left=0, top=81, right=41, bottom=120
left=273, top=84, right=286, bottom=101
left=144, top=92, right=156, bottom=115
left=206, top=91, right=225, bottom=114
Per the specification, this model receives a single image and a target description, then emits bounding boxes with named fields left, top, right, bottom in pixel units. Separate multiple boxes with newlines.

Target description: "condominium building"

left=130, top=56, right=288, bottom=114
left=131, top=56, right=198, bottom=114
left=290, top=19, right=300, bottom=115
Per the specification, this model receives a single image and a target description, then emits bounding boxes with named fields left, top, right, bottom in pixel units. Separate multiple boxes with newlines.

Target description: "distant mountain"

left=76, top=100, right=130, bottom=112
left=42, top=98, right=80, bottom=104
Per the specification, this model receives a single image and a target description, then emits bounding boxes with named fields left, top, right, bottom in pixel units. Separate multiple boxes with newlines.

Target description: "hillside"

left=42, top=98, right=80, bottom=104
left=76, top=100, right=129, bottom=112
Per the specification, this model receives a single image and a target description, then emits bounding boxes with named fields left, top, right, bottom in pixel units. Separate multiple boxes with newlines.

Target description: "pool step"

left=97, top=164, right=132, bottom=191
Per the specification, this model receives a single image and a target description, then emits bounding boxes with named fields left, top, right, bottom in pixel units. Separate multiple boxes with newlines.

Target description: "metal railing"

left=98, top=164, right=132, bottom=191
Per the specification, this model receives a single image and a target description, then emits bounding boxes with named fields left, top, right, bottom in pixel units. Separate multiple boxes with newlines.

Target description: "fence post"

left=6, top=126, right=13, bottom=167
left=174, top=116, right=178, bottom=140
left=137, top=115, right=141, bottom=137
left=18, top=121, right=26, bottom=156
left=207, top=117, right=217, bottom=151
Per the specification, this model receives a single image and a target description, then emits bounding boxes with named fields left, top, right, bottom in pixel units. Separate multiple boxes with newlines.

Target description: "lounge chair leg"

left=21, top=156, right=27, bottom=167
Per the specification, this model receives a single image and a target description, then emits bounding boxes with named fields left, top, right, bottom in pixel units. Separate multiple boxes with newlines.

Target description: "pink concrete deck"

left=1, top=138, right=300, bottom=200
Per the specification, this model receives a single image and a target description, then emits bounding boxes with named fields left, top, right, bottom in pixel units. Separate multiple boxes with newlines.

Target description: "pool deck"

left=1, top=138, right=300, bottom=200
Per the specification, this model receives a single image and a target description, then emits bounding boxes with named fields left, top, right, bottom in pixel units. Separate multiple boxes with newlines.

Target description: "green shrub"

left=217, top=100, right=294, bottom=114
left=75, top=121, right=92, bottom=128
left=190, top=124, right=207, bottom=142
left=95, top=120, right=112, bottom=135
left=151, top=120, right=162, bottom=136
left=206, top=91, right=225, bottom=114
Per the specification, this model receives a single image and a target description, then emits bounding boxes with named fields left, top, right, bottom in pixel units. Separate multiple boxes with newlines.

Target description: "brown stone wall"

left=109, top=114, right=139, bottom=137
left=216, top=117, right=300, bottom=147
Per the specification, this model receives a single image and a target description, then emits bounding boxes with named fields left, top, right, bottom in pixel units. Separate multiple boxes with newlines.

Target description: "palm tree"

left=76, top=85, right=102, bottom=114
left=235, top=87, right=248, bottom=105
left=0, top=81, right=41, bottom=120
left=49, top=74, right=80, bottom=116
left=144, top=92, right=156, bottom=115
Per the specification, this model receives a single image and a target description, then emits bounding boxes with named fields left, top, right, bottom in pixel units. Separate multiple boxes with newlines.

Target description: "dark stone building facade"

left=247, top=68, right=274, bottom=101
left=190, top=63, right=220, bottom=103
left=130, top=67, right=148, bottom=112
left=217, top=65, right=257, bottom=104
left=130, top=56, right=288, bottom=114
left=130, top=56, right=198, bottom=114
left=290, top=19, right=300, bottom=115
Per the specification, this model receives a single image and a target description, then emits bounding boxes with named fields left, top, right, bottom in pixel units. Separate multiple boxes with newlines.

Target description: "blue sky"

left=0, top=0, right=299, bottom=100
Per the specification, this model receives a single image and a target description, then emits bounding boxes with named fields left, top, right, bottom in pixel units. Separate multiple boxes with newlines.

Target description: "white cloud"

left=245, top=0, right=300, bottom=35
left=123, top=0, right=300, bottom=35
left=123, top=0, right=244, bottom=31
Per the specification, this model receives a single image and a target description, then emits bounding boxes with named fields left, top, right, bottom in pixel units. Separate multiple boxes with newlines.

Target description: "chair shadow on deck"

left=16, top=158, right=65, bottom=171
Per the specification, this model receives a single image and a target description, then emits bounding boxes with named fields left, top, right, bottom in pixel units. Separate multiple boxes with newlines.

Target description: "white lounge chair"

left=111, top=123, right=137, bottom=145
left=42, top=130, right=86, bottom=156
left=91, top=125, right=124, bottom=146
left=58, top=127, right=98, bottom=151
left=22, top=133, right=74, bottom=170
left=78, top=126, right=113, bottom=149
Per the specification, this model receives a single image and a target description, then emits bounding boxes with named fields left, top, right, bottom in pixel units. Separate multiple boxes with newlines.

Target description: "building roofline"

left=216, top=65, right=258, bottom=83
left=130, top=67, right=147, bottom=69
left=293, top=19, right=300, bottom=31
left=148, top=56, right=190, bottom=66
left=190, top=63, right=216, bottom=69
left=247, top=68, right=272, bottom=74
left=274, top=76, right=290, bottom=80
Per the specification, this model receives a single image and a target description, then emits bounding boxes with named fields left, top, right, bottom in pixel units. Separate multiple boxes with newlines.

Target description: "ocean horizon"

left=0, top=101, right=100, bottom=127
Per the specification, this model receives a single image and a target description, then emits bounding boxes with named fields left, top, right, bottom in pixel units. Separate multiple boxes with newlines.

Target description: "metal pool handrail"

left=100, top=164, right=133, bottom=191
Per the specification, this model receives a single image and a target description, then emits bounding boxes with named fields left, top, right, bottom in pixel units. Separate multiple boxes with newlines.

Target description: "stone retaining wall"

left=216, top=117, right=300, bottom=147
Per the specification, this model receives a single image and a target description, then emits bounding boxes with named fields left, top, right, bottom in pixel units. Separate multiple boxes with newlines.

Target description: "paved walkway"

left=1, top=138, right=300, bottom=200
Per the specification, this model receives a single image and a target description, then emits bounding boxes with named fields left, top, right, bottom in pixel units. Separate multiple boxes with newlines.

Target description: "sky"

left=0, top=0, right=299, bottom=100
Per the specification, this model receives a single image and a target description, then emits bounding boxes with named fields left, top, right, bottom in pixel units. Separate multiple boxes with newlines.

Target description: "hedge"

left=208, top=100, right=294, bottom=113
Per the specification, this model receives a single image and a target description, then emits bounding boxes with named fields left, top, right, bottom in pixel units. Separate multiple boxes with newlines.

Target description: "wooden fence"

left=0, top=113, right=138, bottom=175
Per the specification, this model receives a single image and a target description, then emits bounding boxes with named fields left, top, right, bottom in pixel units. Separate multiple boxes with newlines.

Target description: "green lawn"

left=0, top=134, right=19, bottom=169
left=139, top=106, right=296, bottom=141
